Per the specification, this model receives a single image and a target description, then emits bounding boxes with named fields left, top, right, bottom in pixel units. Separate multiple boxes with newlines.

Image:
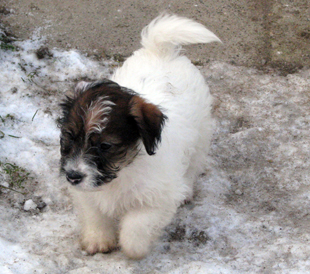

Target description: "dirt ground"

left=1, top=0, right=310, bottom=72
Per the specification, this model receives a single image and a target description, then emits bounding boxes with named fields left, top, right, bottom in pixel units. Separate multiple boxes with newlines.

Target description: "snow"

left=1, top=33, right=310, bottom=273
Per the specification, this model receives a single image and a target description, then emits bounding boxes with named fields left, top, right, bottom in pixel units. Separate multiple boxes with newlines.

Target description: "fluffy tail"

left=141, top=14, right=221, bottom=57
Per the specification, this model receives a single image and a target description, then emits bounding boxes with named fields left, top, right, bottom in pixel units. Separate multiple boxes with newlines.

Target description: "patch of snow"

left=0, top=33, right=310, bottom=273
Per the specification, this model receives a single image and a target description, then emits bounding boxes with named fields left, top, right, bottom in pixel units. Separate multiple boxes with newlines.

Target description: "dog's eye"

left=65, top=132, right=75, bottom=140
left=61, top=146, right=70, bottom=156
left=60, top=138, right=71, bottom=156
left=61, top=131, right=75, bottom=141
left=100, top=142, right=112, bottom=151
left=60, top=133, right=75, bottom=156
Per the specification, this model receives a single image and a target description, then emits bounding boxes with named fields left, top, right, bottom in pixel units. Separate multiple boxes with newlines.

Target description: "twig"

left=32, top=109, right=39, bottom=121
left=0, top=185, right=26, bottom=195
left=8, top=134, right=21, bottom=138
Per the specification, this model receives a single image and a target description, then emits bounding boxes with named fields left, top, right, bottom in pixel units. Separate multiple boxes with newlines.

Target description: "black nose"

left=66, top=171, right=84, bottom=185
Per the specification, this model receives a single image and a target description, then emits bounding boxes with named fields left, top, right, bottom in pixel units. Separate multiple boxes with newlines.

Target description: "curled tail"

left=141, top=14, right=221, bottom=57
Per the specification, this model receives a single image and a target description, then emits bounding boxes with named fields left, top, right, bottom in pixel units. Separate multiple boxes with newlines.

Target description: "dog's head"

left=58, top=79, right=166, bottom=190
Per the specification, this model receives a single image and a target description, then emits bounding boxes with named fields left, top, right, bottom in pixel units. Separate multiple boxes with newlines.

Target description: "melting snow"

left=0, top=33, right=310, bottom=273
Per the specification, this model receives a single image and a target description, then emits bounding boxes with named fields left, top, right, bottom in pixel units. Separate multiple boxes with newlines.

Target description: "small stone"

left=162, top=243, right=171, bottom=252
left=235, top=189, right=243, bottom=195
left=24, top=199, right=37, bottom=211
left=10, top=87, right=18, bottom=93
left=36, top=46, right=53, bottom=59
left=0, top=6, right=11, bottom=15
left=37, top=200, right=47, bottom=210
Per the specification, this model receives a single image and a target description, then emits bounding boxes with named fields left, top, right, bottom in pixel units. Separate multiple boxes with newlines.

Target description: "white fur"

left=70, top=14, right=220, bottom=259
left=85, top=97, right=115, bottom=134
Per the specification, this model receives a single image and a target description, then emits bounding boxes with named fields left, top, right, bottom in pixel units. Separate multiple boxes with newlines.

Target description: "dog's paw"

left=181, top=194, right=193, bottom=206
left=120, top=235, right=150, bottom=260
left=80, top=231, right=117, bottom=255
left=182, top=198, right=192, bottom=205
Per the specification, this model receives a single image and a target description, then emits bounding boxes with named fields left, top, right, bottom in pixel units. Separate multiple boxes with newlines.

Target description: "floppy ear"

left=129, top=95, right=167, bottom=155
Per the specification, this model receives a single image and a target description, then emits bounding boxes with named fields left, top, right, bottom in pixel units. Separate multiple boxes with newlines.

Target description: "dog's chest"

left=93, top=181, right=146, bottom=217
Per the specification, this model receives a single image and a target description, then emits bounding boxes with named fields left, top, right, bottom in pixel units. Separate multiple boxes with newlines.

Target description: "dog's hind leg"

left=183, top=145, right=210, bottom=203
left=183, top=166, right=197, bottom=203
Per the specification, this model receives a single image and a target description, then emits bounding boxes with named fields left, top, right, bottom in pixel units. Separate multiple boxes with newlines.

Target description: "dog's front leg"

left=119, top=205, right=176, bottom=259
left=71, top=190, right=117, bottom=255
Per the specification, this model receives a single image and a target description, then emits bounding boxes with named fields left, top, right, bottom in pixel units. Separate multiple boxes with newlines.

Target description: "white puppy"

left=59, top=14, right=220, bottom=259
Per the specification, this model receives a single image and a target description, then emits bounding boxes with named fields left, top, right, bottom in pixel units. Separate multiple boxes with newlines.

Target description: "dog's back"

left=112, top=14, right=220, bottom=200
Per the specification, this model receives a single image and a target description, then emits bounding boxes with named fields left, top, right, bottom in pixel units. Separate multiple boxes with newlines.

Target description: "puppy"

left=59, top=14, right=220, bottom=259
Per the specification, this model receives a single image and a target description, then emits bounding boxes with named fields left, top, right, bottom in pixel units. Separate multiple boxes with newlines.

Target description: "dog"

left=58, top=14, right=220, bottom=259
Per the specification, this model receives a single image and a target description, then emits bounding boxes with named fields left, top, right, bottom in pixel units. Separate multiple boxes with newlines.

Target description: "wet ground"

left=1, top=1, right=310, bottom=273
left=1, top=0, right=310, bottom=71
